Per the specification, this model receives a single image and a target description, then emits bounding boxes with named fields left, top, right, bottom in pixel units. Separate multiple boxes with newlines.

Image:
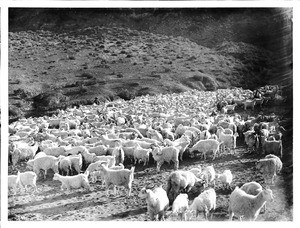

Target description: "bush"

left=9, top=105, right=23, bottom=117
left=14, top=88, right=30, bottom=99
left=202, top=75, right=218, bottom=91
left=216, top=77, right=227, bottom=83
left=136, top=87, right=151, bottom=96
left=190, top=75, right=204, bottom=81
left=117, top=89, right=135, bottom=101
left=32, top=91, right=69, bottom=108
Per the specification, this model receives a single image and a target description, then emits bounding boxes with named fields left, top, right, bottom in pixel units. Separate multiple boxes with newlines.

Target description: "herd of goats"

left=8, top=84, right=287, bottom=221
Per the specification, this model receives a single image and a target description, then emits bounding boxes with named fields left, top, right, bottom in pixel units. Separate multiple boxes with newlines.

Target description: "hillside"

left=8, top=8, right=292, bottom=120
left=9, top=8, right=290, bottom=52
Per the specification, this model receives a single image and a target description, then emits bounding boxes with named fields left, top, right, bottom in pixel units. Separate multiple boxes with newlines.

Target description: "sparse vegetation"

left=117, top=89, right=136, bottom=101
left=9, top=9, right=290, bottom=121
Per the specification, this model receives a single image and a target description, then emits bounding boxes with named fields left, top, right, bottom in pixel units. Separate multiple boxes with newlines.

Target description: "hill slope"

left=9, top=8, right=292, bottom=119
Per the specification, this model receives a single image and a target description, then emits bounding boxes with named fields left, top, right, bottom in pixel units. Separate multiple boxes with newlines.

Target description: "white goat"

left=99, top=164, right=135, bottom=196
left=189, top=166, right=202, bottom=178
left=39, top=140, right=59, bottom=151
left=161, top=127, right=175, bottom=141
left=44, top=146, right=66, bottom=157
left=53, top=172, right=90, bottom=191
left=228, top=186, right=274, bottom=221
left=147, top=128, right=164, bottom=142
left=217, top=129, right=238, bottom=154
left=215, top=169, right=233, bottom=189
left=151, top=145, right=180, bottom=172
left=8, top=175, right=18, bottom=195
left=240, top=181, right=266, bottom=212
left=89, top=163, right=124, bottom=183
left=189, top=139, right=222, bottom=160
left=32, top=155, right=60, bottom=179
left=171, top=193, right=189, bottom=221
left=138, top=186, right=169, bottom=221
left=243, top=100, right=256, bottom=110
left=261, top=136, right=283, bottom=158
left=65, top=146, right=88, bottom=156
left=189, top=188, right=216, bottom=220
left=16, top=171, right=38, bottom=193
left=222, top=104, right=237, bottom=114
left=88, top=145, right=108, bottom=156
left=11, top=142, right=39, bottom=166
left=200, top=166, right=216, bottom=188
left=256, top=156, right=282, bottom=185
left=265, top=154, right=282, bottom=174
left=174, top=136, right=191, bottom=161
left=99, top=134, right=122, bottom=148
left=34, top=152, right=47, bottom=159
left=133, top=144, right=151, bottom=166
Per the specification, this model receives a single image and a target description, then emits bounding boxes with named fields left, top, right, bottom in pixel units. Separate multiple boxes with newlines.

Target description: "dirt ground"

left=8, top=136, right=293, bottom=221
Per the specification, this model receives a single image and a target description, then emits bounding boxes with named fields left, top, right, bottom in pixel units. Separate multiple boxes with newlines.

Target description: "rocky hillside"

left=9, top=8, right=292, bottom=120
left=9, top=8, right=290, bottom=52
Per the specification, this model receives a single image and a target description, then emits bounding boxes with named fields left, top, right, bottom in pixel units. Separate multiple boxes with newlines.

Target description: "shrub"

left=216, top=77, right=227, bottom=83
left=14, top=88, right=30, bottom=99
left=117, top=89, right=135, bottom=101
left=136, top=87, right=151, bottom=96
